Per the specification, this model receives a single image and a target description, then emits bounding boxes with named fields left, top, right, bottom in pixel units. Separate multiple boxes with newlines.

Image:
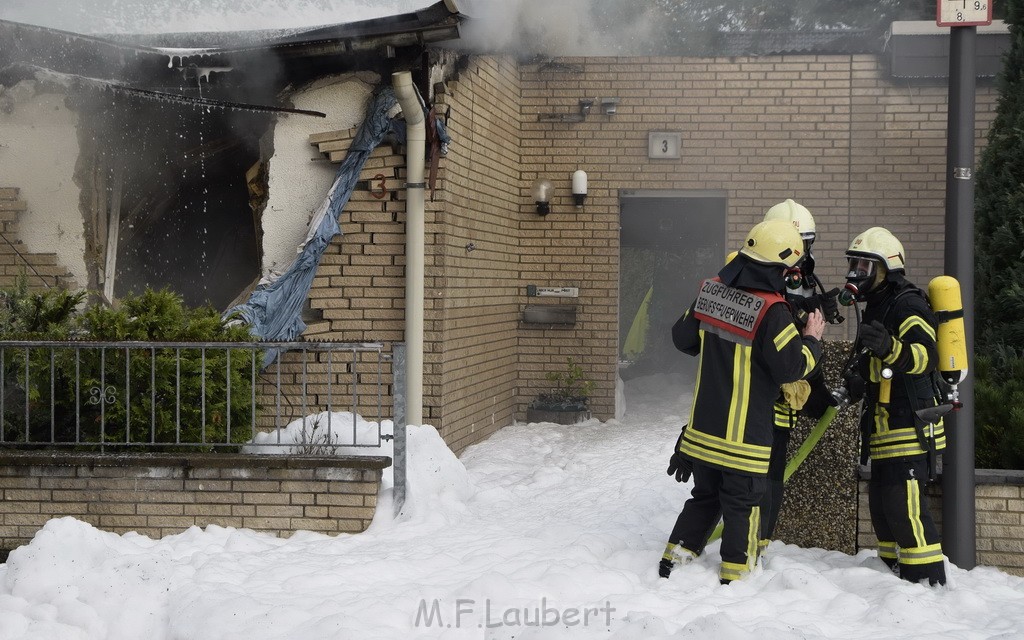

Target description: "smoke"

left=0, top=0, right=426, bottom=34
left=458, top=0, right=667, bottom=56
left=0, top=0, right=670, bottom=56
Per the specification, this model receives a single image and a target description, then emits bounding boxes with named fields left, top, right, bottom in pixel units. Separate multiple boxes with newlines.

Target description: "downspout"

left=392, top=71, right=425, bottom=426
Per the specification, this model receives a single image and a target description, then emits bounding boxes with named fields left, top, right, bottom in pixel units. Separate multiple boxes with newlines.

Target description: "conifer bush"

left=974, top=350, right=1024, bottom=470
left=0, top=281, right=259, bottom=452
left=973, top=0, right=1024, bottom=469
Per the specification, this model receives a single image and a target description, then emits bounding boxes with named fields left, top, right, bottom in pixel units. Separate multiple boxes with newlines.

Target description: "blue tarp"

left=225, top=88, right=399, bottom=366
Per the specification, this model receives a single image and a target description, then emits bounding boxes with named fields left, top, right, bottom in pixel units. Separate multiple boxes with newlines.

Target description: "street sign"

left=937, top=0, right=993, bottom=27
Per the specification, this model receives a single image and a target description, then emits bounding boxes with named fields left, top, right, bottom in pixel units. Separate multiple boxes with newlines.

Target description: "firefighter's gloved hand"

left=859, top=320, right=894, bottom=358
left=667, top=452, right=693, bottom=483
left=842, top=369, right=866, bottom=404
left=781, top=380, right=812, bottom=410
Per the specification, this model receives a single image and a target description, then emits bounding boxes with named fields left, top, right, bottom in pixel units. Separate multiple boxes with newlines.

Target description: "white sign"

left=936, top=0, right=993, bottom=27
left=648, top=132, right=681, bottom=159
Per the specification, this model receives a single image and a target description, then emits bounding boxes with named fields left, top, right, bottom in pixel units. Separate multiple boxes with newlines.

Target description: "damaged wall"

left=0, top=81, right=85, bottom=288
left=262, top=74, right=380, bottom=279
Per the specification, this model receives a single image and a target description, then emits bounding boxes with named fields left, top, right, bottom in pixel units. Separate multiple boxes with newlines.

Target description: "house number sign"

left=370, top=174, right=389, bottom=199
left=648, top=132, right=681, bottom=159
left=936, top=0, right=992, bottom=26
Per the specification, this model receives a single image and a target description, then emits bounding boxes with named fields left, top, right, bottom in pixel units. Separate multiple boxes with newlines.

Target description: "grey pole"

left=393, top=343, right=407, bottom=518
left=942, top=25, right=977, bottom=569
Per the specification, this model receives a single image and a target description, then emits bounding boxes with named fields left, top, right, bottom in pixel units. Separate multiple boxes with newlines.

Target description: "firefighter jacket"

left=773, top=284, right=825, bottom=430
left=672, top=279, right=822, bottom=476
left=858, top=278, right=946, bottom=463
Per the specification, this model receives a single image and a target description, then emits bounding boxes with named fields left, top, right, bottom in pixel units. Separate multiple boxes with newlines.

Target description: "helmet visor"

left=845, top=257, right=879, bottom=296
left=846, top=257, right=876, bottom=280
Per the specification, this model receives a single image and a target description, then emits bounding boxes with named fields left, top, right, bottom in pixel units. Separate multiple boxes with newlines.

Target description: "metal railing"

left=0, top=340, right=396, bottom=453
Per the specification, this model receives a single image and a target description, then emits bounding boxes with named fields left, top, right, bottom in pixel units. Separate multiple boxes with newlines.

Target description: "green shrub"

left=0, top=276, right=85, bottom=339
left=531, top=358, right=594, bottom=411
left=1, top=284, right=259, bottom=452
left=974, top=347, right=1024, bottom=469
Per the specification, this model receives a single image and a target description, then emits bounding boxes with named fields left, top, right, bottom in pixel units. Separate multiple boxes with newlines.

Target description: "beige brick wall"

left=510, top=54, right=997, bottom=420
left=0, top=187, right=77, bottom=290
left=0, top=452, right=386, bottom=551
left=432, top=56, right=523, bottom=453
left=857, top=474, right=1024, bottom=577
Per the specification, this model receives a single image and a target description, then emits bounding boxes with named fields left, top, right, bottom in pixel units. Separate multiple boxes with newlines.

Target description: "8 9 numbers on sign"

left=938, top=0, right=991, bottom=26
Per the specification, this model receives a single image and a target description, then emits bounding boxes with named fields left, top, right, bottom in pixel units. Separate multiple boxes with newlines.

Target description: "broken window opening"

left=83, top=94, right=272, bottom=310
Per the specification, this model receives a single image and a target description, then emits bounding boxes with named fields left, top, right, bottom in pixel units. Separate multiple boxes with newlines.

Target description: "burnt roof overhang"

left=0, top=0, right=462, bottom=88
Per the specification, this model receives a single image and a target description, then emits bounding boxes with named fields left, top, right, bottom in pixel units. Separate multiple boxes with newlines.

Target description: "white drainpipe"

left=392, top=71, right=425, bottom=426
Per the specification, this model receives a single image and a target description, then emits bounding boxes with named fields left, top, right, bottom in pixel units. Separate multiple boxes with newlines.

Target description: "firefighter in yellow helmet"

left=763, top=198, right=843, bottom=326
left=758, top=200, right=841, bottom=557
left=842, top=227, right=947, bottom=586
left=661, top=219, right=825, bottom=584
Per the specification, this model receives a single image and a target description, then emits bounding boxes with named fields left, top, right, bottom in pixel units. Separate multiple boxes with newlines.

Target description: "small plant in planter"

left=527, top=358, right=595, bottom=424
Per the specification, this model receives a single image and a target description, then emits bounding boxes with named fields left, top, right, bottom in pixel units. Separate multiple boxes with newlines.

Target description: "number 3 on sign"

left=648, top=132, right=681, bottom=159
left=936, top=0, right=992, bottom=27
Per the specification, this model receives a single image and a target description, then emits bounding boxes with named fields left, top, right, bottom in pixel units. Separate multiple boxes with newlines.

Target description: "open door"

left=619, top=190, right=726, bottom=382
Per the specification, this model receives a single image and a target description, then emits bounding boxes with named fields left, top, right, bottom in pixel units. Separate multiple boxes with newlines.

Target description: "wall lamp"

left=532, top=172, right=587, bottom=215
left=532, top=178, right=554, bottom=216
left=572, top=170, right=588, bottom=207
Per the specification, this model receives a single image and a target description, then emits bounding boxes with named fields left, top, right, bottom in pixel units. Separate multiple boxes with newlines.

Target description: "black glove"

left=667, top=452, right=693, bottom=483
left=801, top=372, right=838, bottom=420
left=842, top=369, right=866, bottom=404
left=666, top=426, right=692, bottom=482
left=818, top=288, right=844, bottom=324
left=859, top=320, right=893, bottom=358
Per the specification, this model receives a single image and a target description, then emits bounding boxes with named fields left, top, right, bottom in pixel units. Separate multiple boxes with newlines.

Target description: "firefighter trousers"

left=759, top=426, right=790, bottom=549
left=868, top=457, right=946, bottom=586
left=667, top=461, right=765, bottom=583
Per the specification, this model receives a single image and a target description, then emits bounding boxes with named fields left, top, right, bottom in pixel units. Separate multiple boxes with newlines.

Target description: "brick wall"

left=507, top=53, right=997, bottom=420
left=0, top=187, right=76, bottom=290
left=0, top=452, right=387, bottom=552
left=431, top=56, right=523, bottom=453
left=857, top=471, right=1024, bottom=577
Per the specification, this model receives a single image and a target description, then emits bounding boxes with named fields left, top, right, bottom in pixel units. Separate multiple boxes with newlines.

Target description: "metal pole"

left=942, top=25, right=977, bottom=569
left=393, top=343, right=407, bottom=517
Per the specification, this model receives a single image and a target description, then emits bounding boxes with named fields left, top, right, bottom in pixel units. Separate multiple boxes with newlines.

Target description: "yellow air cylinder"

left=928, top=275, right=969, bottom=385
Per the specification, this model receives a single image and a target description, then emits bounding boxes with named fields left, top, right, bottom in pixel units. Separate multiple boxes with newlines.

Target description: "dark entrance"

left=83, top=95, right=271, bottom=310
left=619, top=190, right=726, bottom=379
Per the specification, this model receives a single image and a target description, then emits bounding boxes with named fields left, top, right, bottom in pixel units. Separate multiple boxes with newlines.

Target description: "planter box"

left=525, top=407, right=591, bottom=425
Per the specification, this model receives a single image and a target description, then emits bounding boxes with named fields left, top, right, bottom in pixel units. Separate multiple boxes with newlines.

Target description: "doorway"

left=618, top=190, right=726, bottom=382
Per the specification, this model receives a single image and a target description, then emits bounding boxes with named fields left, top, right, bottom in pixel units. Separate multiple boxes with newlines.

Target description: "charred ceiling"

left=0, top=1, right=462, bottom=104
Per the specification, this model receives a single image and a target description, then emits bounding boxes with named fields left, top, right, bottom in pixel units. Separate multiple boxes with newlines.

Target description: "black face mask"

left=845, top=257, right=879, bottom=299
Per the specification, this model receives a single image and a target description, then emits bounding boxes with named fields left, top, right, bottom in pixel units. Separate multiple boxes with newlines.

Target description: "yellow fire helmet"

left=763, top=199, right=815, bottom=242
left=846, top=227, right=906, bottom=272
left=739, top=219, right=804, bottom=268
